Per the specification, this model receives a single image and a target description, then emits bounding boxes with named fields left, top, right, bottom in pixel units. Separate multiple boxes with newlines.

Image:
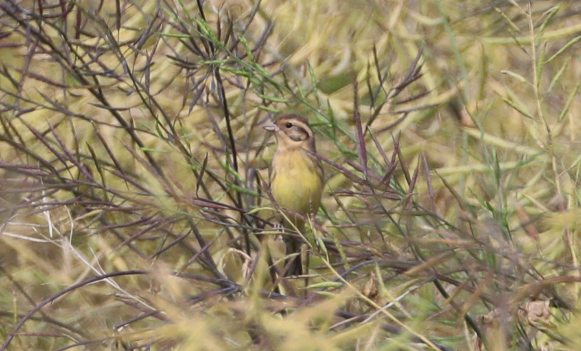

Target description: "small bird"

left=263, top=114, right=324, bottom=276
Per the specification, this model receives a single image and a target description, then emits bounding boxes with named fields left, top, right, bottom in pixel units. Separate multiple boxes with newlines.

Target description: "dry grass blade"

left=2, top=1, right=581, bottom=350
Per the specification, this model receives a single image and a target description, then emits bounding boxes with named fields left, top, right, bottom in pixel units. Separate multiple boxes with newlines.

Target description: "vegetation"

left=1, top=0, right=581, bottom=350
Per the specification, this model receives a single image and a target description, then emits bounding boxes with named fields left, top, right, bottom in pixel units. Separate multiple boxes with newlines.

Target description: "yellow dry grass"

left=2, top=0, right=581, bottom=350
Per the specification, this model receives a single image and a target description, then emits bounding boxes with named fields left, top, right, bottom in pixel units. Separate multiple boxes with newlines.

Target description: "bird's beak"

left=262, top=120, right=279, bottom=132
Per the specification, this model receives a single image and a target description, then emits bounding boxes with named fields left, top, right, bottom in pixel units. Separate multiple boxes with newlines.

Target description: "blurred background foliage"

left=2, top=0, right=581, bottom=350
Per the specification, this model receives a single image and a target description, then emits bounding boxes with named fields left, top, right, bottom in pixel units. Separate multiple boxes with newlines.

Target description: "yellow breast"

left=270, top=149, right=323, bottom=221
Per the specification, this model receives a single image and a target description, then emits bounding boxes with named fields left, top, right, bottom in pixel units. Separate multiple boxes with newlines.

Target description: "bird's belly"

left=271, top=154, right=322, bottom=216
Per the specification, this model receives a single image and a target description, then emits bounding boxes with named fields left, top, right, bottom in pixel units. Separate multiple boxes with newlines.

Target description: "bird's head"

left=263, top=114, right=316, bottom=152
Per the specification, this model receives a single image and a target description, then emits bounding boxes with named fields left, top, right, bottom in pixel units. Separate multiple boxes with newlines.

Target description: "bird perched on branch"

left=263, top=114, right=324, bottom=277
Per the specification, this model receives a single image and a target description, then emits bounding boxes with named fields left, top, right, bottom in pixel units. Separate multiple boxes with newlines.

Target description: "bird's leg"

left=273, top=221, right=284, bottom=232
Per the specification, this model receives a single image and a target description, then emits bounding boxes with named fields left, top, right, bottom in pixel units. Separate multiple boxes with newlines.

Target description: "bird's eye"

left=285, top=122, right=293, bottom=128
